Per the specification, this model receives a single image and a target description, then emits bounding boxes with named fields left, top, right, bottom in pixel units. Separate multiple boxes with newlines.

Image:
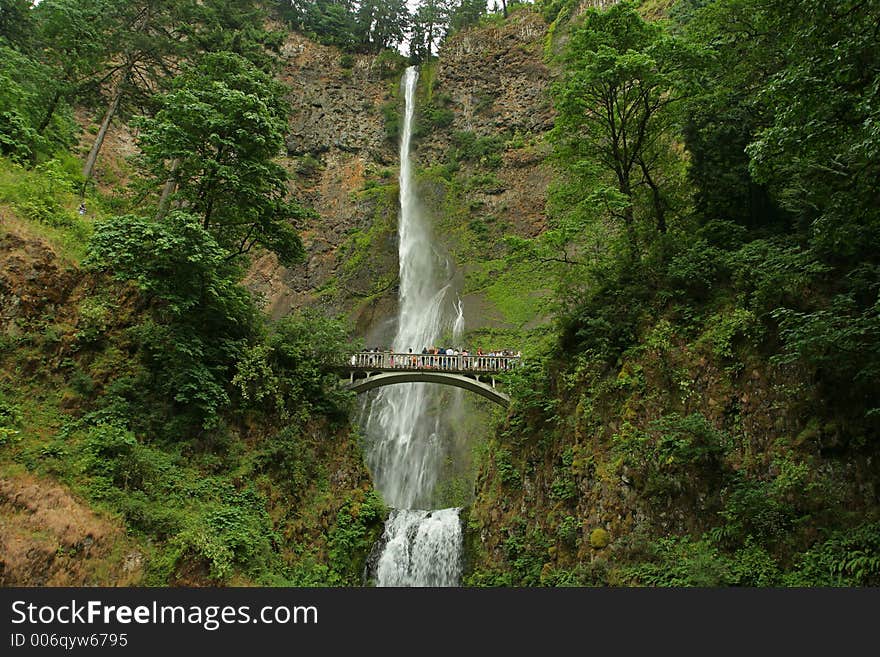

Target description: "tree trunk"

left=155, top=158, right=181, bottom=221
left=82, top=62, right=132, bottom=184
left=638, top=158, right=666, bottom=233
left=617, top=172, right=638, bottom=257
left=38, top=89, right=62, bottom=135
left=501, top=0, right=508, bottom=18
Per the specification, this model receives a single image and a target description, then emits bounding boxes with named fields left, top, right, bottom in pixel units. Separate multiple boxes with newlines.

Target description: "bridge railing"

left=349, top=351, right=520, bottom=373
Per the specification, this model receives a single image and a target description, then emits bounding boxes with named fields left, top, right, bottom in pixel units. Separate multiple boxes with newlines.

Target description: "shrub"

left=589, top=528, right=610, bottom=549
left=785, top=522, right=880, bottom=586
left=624, top=536, right=733, bottom=587
left=418, top=105, right=454, bottom=134
left=698, top=307, right=760, bottom=361
left=450, top=131, right=505, bottom=168
left=232, top=310, right=355, bottom=422
left=666, top=238, right=725, bottom=300
left=173, top=490, right=278, bottom=582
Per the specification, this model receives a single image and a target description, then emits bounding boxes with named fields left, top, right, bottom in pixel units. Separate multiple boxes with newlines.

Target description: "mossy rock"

left=589, top=528, right=610, bottom=549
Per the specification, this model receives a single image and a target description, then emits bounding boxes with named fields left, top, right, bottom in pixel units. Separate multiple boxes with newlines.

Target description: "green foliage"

left=276, top=0, right=408, bottom=54
left=0, top=41, right=77, bottom=162
left=557, top=515, right=578, bottom=547
left=450, top=131, right=505, bottom=168
left=339, top=53, right=355, bottom=69
left=772, top=293, right=880, bottom=424
left=502, top=355, right=559, bottom=440
left=612, top=413, right=727, bottom=500
left=558, top=267, right=652, bottom=365
left=537, top=0, right=577, bottom=25
left=86, top=212, right=258, bottom=427
left=549, top=448, right=577, bottom=501
left=82, top=423, right=169, bottom=496
left=785, top=522, right=880, bottom=587
left=232, top=311, right=356, bottom=423
left=552, top=1, right=699, bottom=252
left=0, top=388, right=22, bottom=445
left=502, top=520, right=552, bottom=586
left=380, top=99, right=401, bottom=142
left=709, top=455, right=814, bottom=550
left=296, top=153, right=323, bottom=177
left=449, top=0, right=486, bottom=33
left=492, top=445, right=520, bottom=486
left=409, top=0, right=454, bottom=61
left=173, top=490, right=277, bottom=582
left=135, top=51, right=307, bottom=266
left=666, top=238, right=725, bottom=300
left=726, top=239, right=827, bottom=317
left=372, top=48, right=408, bottom=79
left=698, top=307, right=759, bottom=362
left=0, top=156, right=91, bottom=257
left=416, top=98, right=454, bottom=137
left=624, top=536, right=733, bottom=586
left=326, top=491, right=386, bottom=585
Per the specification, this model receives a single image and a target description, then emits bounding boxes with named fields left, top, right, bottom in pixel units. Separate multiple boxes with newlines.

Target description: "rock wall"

left=247, top=11, right=558, bottom=339
left=244, top=35, right=403, bottom=336
left=0, top=217, right=79, bottom=338
left=412, top=9, right=556, bottom=333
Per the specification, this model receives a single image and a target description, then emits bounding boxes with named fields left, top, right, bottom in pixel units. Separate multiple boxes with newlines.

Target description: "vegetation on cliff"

left=463, top=0, right=880, bottom=586
left=1, top=0, right=385, bottom=585
left=2, top=0, right=879, bottom=588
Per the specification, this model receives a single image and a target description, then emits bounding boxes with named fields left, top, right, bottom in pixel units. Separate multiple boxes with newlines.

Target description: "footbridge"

left=343, top=351, right=520, bottom=407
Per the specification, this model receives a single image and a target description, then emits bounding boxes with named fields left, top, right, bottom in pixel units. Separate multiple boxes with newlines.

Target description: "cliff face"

left=244, top=34, right=403, bottom=337
left=0, top=222, right=142, bottom=586
left=421, top=12, right=554, bottom=159
left=413, top=10, right=556, bottom=333
left=245, top=11, right=558, bottom=340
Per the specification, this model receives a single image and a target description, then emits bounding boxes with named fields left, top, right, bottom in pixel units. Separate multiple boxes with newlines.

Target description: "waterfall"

left=375, top=509, right=462, bottom=587
left=362, top=66, right=463, bottom=587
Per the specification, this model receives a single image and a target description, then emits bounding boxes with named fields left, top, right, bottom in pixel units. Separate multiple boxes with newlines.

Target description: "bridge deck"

left=347, top=351, right=520, bottom=375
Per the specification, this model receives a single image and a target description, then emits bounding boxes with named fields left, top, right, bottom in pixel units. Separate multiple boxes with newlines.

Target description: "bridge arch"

left=346, top=371, right=510, bottom=407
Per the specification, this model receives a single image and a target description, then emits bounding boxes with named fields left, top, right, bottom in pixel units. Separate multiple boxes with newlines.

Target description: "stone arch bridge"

left=342, top=351, right=519, bottom=407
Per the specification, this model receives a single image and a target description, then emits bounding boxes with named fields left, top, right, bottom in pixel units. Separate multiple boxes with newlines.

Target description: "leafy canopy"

left=135, top=50, right=309, bottom=266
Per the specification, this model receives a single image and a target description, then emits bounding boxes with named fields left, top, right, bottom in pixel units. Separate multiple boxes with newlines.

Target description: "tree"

left=0, top=0, right=83, bottom=161
left=356, top=0, right=409, bottom=53
left=31, top=0, right=109, bottom=135
left=0, top=44, right=47, bottom=162
left=449, top=0, right=486, bottom=33
left=0, top=0, right=34, bottom=49
left=744, top=0, right=880, bottom=265
left=410, top=0, right=452, bottom=60
left=679, top=0, right=788, bottom=232
left=552, top=2, right=698, bottom=254
left=135, top=51, right=309, bottom=266
left=86, top=211, right=259, bottom=427
left=80, top=0, right=198, bottom=184
left=183, top=0, right=283, bottom=70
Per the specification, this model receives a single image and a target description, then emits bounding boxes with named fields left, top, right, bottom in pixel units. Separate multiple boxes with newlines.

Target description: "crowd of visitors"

left=351, top=346, right=521, bottom=371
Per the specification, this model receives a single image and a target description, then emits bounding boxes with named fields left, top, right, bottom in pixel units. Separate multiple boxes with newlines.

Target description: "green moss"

left=589, top=528, right=610, bottom=549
